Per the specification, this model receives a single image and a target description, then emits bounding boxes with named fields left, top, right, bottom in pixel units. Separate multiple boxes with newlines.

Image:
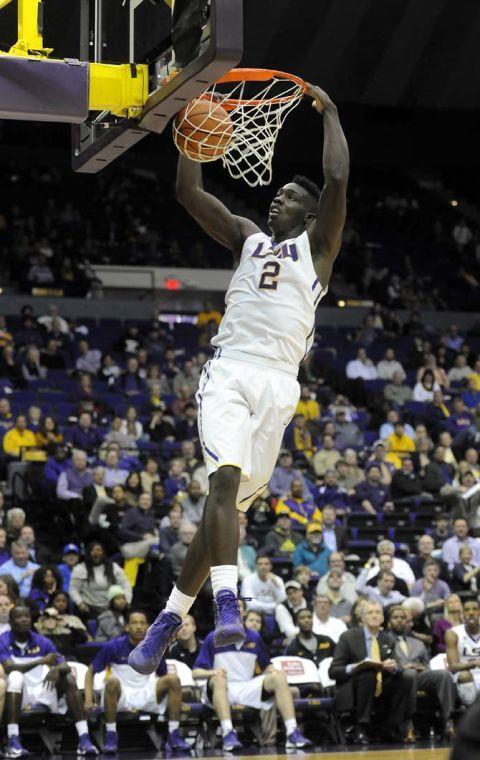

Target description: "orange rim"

left=212, top=68, right=308, bottom=110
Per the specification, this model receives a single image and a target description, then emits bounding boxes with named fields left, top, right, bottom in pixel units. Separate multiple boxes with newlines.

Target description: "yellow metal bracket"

left=89, top=62, right=149, bottom=118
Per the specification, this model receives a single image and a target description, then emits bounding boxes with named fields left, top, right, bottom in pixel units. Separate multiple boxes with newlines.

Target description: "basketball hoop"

left=173, top=68, right=308, bottom=187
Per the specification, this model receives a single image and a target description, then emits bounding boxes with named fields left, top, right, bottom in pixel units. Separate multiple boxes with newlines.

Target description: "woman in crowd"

left=0, top=574, right=20, bottom=604
left=124, top=471, right=143, bottom=506
left=36, top=590, right=89, bottom=655
left=451, top=545, right=480, bottom=592
left=69, top=541, right=131, bottom=617
left=433, top=594, right=463, bottom=653
left=29, top=565, right=63, bottom=614
left=36, top=415, right=63, bottom=451
left=121, top=405, right=143, bottom=441
left=413, top=369, right=440, bottom=402
left=140, top=457, right=160, bottom=495
left=0, top=344, right=24, bottom=387
left=22, top=346, right=47, bottom=381
left=95, top=586, right=130, bottom=642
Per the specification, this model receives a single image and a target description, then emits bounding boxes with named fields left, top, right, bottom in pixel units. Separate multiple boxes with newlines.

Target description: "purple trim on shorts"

left=239, top=482, right=268, bottom=504
left=311, top=276, right=320, bottom=291
left=204, top=445, right=219, bottom=462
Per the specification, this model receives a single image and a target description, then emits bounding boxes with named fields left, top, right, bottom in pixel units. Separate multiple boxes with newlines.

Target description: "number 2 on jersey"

left=259, top=261, right=280, bottom=290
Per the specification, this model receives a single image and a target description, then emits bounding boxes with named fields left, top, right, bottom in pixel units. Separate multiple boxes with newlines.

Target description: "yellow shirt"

left=3, top=428, right=37, bottom=457
left=197, top=309, right=223, bottom=328
left=468, top=372, right=480, bottom=391
left=275, top=497, right=322, bottom=526
left=296, top=398, right=321, bottom=421
left=385, top=432, right=415, bottom=469
left=293, top=428, right=315, bottom=459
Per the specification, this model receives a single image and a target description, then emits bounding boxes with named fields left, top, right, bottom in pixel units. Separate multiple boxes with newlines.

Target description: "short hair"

left=294, top=608, right=312, bottom=623
left=386, top=604, right=405, bottom=624
left=377, top=570, right=394, bottom=581
left=423, top=559, right=440, bottom=570
left=126, top=609, right=148, bottom=624
left=291, top=174, right=321, bottom=202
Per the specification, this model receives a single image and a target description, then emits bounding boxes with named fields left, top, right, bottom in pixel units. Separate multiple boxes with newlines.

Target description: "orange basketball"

left=173, top=97, right=234, bottom=161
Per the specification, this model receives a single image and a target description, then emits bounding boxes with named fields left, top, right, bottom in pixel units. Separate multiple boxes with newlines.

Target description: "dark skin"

left=175, top=85, right=348, bottom=598
left=5, top=606, right=86, bottom=724
left=445, top=601, right=480, bottom=684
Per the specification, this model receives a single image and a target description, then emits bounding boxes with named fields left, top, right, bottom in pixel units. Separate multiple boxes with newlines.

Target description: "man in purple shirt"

left=0, top=606, right=97, bottom=756
left=84, top=610, right=189, bottom=754
left=354, top=464, right=394, bottom=515
left=65, top=412, right=103, bottom=454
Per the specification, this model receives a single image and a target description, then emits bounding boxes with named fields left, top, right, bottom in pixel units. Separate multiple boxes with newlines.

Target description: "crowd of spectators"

left=0, top=297, right=477, bottom=749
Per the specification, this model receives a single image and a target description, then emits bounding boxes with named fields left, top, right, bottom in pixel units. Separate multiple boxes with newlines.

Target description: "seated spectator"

left=323, top=569, right=354, bottom=623
left=197, top=299, right=222, bottom=328
left=168, top=613, right=201, bottom=669
left=292, top=523, right=331, bottom=577
left=275, top=579, right=308, bottom=641
left=104, top=416, right=137, bottom=453
left=103, top=449, right=129, bottom=488
left=385, top=422, right=415, bottom=469
left=445, top=396, right=474, bottom=440
left=379, top=409, right=415, bottom=441
left=171, top=383, right=195, bottom=417
left=6, top=508, right=26, bottom=544
left=83, top=465, right=110, bottom=513
left=1, top=541, right=39, bottom=597
left=57, top=449, right=93, bottom=536
left=468, top=358, right=480, bottom=391
left=116, top=356, right=147, bottom=396
left=335, top=410, right=364, bottom=449
left=448, top=354, right=472, bottom=385
left=295, top=385, right=321, bottom=422
left=85, top=610, right=189, bottom=754
left=383, top=370, right=413, bottom=407
left=354, top=463, right=393, bottom=514
left=433, top=594, right=463, bottom=654
left=75, top=340, right=102, bottom=376
left=269, top=450, right=309, bottom=499
left=139, top=457, right=160, bottom=496
left=363, top=553, right=409, bottom=596
left=176, top=402, right=199, bottom=441
left=28, top=565, right=62, bottom=614
left=41, top=338, right=66, bottom=370
left=388, top=605, right=455, bottom=737
left=19, top=525, right=48, bottom=565
left=346, top=347, right=378, bottom=380
left=180, top=440, right=200, bottom=477
left=411, top=559, right=450, bottom=614
left=192, top=622, right=311, bottom=751
left=312, top=595, right=347, bottom=643
left=37, top=304, right=69, bottom=333
left=238, top=526, right=256, bottom=580
left=340, top=449, right=365, bottom=491
left=152, top=482, right=171, bottom=520
left=0, top=594, right=13, bottom=634
left=367, top=441, right=393, bottom=485
left=70, top=541, right=131, bottom=618
left=36, top=415, right=63, bottom=451
left=316, top=469, right=348, bottom=511
left=285, top=608, right=336, bottom=667
left=119, top=492, right=159, bottom=560
left=57, top=543, right=80, bottom=593
left=159, top=506, right=183, bottom=553
left=409, top=534, right=450, bottom=583
left=124, top=471, right=142, bottom=506
left=260, top=510, right=302, bottom=558
left=65, top=412, right=103, bottom=454
left=35, top=594, right=88, bottom=656
left=312, top=434, right=341, bottom=478
left=241, top=556, right=286, bottom=615
left=329, top=601, right=414, bottom=745
left=164, top=457, right=190, bottom=498
left=451, top=545, right=480, bottom=593
left=357, top=569, right=407, bottom=608
left=44, top=444, right=69, bottom=491
left=377, top=348, right=406, bottom=381
left=0, top=398, right=13, bottom=431
left=0, top=528, right=9, bottom=566
left=99, top=354, right=121, bottom=387
left=320, top=505, right=348, bottom=553
left=365, top=539, right=416, bottom=590
left=148, top=408, right=176, bottom=442
left=391, top=457, right=432, bottom=501
left=402, top=597, right=433, bottom=649
left=275, top=478, right=321, bottom=527
left=443, top=517, right=480, bottom=570
left=445, top=599, right=480, bottom=706
left=413, top=369, right=440, bottom=402
left=95, top=586, right=129, bottom=642
left=289, top=413, right=315, bottom=460
left=178, top=480, right=205, bottom=526
left=316, top=552, right=357, bottom=603
left=2, top=414, right=37, bottom=459
left=0, top=605, right=97, bottom=757
left=293, top=565, right=314, bottom=606
left=21, top=346, right=47, bottom=382
left=0, top=575, right=20, bottom=605
left=120, top=405, right=143, bottom=441
left=172, top=359, right=200, bottom=398
left=26, top=404, right=42, bottom=432
left=431, top=513, right=453, bottom=549
left=0, top=344, right=24, bottom=387
left=168, top=522, right=197, bottom=579
left=417, top=353, right=448, bottom=389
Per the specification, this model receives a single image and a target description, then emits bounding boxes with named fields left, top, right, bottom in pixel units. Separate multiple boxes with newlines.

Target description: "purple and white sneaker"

left=128, top=610, right=183, bottom=675
left=77, top=734, right=99, bottom=755
left=286, top=728, right=312, bottom=749
left=103, top=731, right=118, bottom=754
left=222, top=730, right=243, bottom=752
left=166, top=729, right=190, bottom=751
left=213, top=590, right=245, bottom=647
left=5, top=737, right=29, bottom=758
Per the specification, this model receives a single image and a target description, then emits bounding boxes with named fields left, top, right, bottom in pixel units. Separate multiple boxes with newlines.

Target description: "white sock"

left=221, top=719, right=233, bottom=736
left=75, top=720, right=88, bottom=737
left=106, top=723, right=116, bottom=733
left=211, top=565, right=238, bottom=596
left=165, top=586, right=196, bottom=619
left=7, top=725, right=19, bottom=738
left=284, top=718, right=297, bottom=735
left=168, top=721, right=180, bottom=732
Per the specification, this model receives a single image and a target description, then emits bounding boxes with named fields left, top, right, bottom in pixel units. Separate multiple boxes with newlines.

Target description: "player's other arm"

left=445, top=629, right=477, bottom=673
left=307, top=86, right=349, bottom=288
left=176, top=156, right=261, bottom=260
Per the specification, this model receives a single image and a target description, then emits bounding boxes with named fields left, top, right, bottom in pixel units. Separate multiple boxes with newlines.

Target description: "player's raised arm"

left=306, top=85, right=349, bottom=286
left=176, top=155, right=261, bottom=260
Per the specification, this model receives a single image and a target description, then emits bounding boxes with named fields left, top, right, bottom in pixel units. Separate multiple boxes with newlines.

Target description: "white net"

left=173, top=71, right=306, bottom=187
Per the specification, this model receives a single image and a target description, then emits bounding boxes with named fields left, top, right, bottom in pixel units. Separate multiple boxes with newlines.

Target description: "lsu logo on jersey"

left=251, top=241, right=299, bottom=262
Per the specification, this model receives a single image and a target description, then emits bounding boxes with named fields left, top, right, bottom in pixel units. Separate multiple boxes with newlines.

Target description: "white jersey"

left=452, top=624, right=480, bottom=663
left=211, top=230, right=328, bottom=372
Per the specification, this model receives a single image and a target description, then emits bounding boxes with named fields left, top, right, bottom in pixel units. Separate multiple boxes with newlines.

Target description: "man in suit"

left=329, top=600, right=414, bottom=745
left=320, top=505, right=348, bottom=553
left=387, top=605, right=456, bottom=739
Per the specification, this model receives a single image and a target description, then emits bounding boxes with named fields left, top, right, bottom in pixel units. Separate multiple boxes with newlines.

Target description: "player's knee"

left=105, top=676, right=121, bottom=694
left=7, top=670, right=23, bottom=693
left=64, top=673, right=77, bottom=690
left=270, top=670, right=287, bottom=688
left=210, top=672, right=227, bottom=690
left=167, top=674, right=181, bottom=690
left=457, top=672, right=474, bottom=684
left=211, top=466, right=240, bottom=500
left=0, top=676, right=7, bottom=697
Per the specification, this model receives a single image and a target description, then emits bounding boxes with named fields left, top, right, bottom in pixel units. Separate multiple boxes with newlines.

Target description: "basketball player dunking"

left=129, top=85, right=349, bottom=675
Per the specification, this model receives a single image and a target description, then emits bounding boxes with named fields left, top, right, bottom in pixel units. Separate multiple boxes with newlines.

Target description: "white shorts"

left=10, top=666, right=67, bottom=714
left=101, top=674, right=167, bottom=715
left=196, top=354, right=300, bottom=511
left=202, top=675, right=274, bottom=710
